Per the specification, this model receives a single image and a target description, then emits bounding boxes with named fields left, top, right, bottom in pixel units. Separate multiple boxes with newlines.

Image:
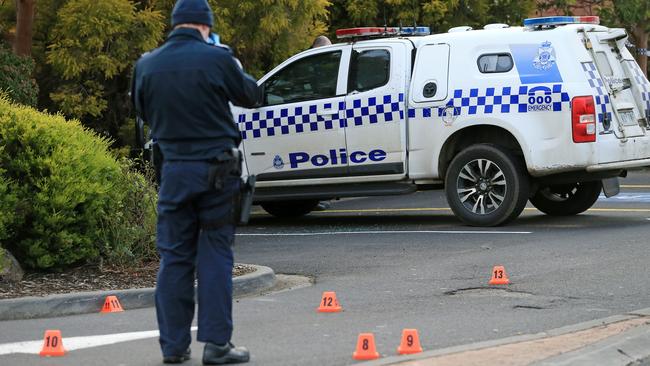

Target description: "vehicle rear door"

left=622, top=54, right=650, bottom=128
left=235, top=46, right=351, bottom=183
left=342, top=42, right=409, bottom=179
left=582, top=30, right=647, bottom=139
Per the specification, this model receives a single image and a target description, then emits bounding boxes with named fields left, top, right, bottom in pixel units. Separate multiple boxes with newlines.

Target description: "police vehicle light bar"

left=336, top=27, right=393, bottom=38
left=336, top=26, right=431, bottom=39
left=397, top=27, right=431, bottom=36
left=523, top=16, right=600, bottom=28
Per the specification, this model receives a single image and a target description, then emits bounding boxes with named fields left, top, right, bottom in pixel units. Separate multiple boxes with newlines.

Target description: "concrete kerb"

left=359, top=308, right=650, bottom=366
left=0, top=264, right=276, bottom=321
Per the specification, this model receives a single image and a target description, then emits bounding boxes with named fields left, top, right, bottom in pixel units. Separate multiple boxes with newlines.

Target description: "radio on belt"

left=223, top=15, right=650, bottom=227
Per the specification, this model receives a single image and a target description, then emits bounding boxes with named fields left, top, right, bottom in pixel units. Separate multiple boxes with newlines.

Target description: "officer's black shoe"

left=202, top=342, right=250, bottom=364
left=163, top=348, right=191, bottom=364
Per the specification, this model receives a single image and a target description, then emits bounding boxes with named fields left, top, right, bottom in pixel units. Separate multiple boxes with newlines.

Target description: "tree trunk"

left=14, top=0, right=36, bottom=57
left=631, top=25, right=648, bottom=78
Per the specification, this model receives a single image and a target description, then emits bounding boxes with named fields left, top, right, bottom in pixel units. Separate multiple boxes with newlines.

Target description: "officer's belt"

left=157, top=137, right=236, bottom=155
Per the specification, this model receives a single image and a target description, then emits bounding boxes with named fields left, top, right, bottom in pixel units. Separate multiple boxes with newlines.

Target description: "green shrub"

left=0, top=45, right=38, bottom=107
left=98, top=159, right=158, bottom=267
left=0, top=165, right=17, bottom=243
left=0, top=156, right=18, bottom=273
left=0, top=96, right=157, bottom=270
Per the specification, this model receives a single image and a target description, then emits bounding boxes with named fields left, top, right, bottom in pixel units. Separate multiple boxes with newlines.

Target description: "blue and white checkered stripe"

left=628, top=60, right=650, bottom=117
left=238, top=103, right=342, bottom=140
left=344, top=94, right=404, bottom=127
left=582, top=62, right=612, bottom=125
left=239, top=85, right=572, bottom=139
left=407, top=84, right=570, bottom=119
left=238, top=94, right=404, bottom=140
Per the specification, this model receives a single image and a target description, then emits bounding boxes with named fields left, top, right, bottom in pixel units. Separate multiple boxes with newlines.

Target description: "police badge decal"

left=273, top=155, right=284, bottom=169
left=533, top=41, right=556, bottom=71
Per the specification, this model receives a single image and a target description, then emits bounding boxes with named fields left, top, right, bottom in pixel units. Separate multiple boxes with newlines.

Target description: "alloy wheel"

left=455, top=159, right=507, bottom=215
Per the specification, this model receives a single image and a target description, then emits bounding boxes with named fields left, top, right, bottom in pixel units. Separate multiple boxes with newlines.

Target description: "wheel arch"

left=438, top=124, right=527, bottom=179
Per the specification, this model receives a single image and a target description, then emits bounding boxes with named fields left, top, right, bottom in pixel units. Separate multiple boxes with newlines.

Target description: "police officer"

left=131, top=0, right=262, bottom=364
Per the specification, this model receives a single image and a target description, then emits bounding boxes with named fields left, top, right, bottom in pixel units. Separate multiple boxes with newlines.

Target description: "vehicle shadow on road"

left=247, top=211, right=648, bottom=231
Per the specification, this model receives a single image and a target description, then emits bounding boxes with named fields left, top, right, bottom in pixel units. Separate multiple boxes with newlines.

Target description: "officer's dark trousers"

left=155, top=160, right=240, bottom=357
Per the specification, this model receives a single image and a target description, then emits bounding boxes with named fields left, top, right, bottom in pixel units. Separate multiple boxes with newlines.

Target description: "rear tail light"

left=572, top=96, right=597, bottom=143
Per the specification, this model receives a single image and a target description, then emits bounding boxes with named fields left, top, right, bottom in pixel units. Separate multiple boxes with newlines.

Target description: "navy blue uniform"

left=132, top=28, right=261, bottom=358
left=132, top=28, right=261, bottom=160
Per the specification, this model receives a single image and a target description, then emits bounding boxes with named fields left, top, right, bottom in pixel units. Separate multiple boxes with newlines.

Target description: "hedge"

left=0, top=44, right=38, bottom=107
left=0, top=96, right=157, bottom=270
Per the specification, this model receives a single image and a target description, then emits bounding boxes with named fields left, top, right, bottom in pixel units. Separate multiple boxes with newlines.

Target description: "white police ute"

left=232, top=16, right=650, bottom=226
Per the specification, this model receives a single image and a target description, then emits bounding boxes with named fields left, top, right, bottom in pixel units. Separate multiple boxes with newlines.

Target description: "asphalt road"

left=1, top=170, right=650, bottom=366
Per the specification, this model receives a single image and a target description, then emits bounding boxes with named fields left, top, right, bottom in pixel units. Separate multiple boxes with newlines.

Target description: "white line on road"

left=236, top=230, right=531, bottom=236
left=598, top=193, right=650, bottom=203
left=0, top=326, right=197, bottom=355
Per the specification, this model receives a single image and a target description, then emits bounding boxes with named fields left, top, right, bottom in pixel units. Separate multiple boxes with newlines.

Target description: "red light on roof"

left=574, top=16, right=600, bottom=25
left=335, top=27, right=397, bottom=39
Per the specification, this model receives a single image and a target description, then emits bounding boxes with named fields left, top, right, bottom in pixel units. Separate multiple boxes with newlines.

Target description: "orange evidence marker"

left=353, top=333, right=380, bottom=360
left=317, top=291, right=342, bottom=313
left=100, top=295, right=124, bottom=313
left=397, top=329, right=423, bottom=355
left=39, top=330, right=65, bottom=357
left=489, top=265, right=510, bottom=285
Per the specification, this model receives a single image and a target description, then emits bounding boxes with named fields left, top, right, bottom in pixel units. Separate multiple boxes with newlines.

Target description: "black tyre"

left=530, top=181, right=602, bottom=216
left=445, top=144, right=529, bottom=227
left=261, top=200, right=320, bottom=218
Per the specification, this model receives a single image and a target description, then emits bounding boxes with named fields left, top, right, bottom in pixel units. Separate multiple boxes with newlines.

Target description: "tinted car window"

left=264, top=51, right=342, bottom=106
left=477, top=54, right=513, bottom=73
left=348, top=49, right=391, bottom=93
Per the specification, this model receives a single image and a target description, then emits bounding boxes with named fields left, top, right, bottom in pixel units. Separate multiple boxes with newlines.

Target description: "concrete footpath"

left=361, top=308, right=650, bottom=366
left=0, top=264, right=276, bottom=321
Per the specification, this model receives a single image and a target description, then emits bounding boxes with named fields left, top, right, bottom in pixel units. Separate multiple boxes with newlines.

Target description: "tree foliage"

left=489, top=0, right=536, bottom=25
left=45, top=0, right=164, bottom=126
left=329, top=0, right=535, bottom=35
left=149, top=0, right=331, bottom=78
left=0, top=1, right=13, bottom=41
left=212, top=0, right=330, bottom=77
left=0, top=44, right=38, bottom=106
left=330, top=0, right=477, bottom=34
left=0, top=164, right=16, bottom=245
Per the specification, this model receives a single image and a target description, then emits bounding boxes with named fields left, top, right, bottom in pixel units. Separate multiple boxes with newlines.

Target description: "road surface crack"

left=444, top=287, right=535, bottom=297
